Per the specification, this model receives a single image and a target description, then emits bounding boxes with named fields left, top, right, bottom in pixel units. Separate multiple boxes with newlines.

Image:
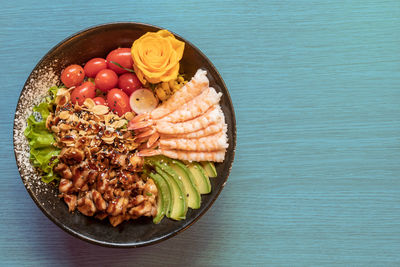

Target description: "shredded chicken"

left=48, top=90, right=157, bottom=226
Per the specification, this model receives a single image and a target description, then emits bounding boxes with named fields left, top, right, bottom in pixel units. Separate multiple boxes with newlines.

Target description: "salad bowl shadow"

left=13, top=22, right=236, bottom=247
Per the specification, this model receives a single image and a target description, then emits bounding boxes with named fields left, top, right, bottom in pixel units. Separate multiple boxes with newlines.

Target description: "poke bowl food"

left=13, top=23, right=236, bottom=247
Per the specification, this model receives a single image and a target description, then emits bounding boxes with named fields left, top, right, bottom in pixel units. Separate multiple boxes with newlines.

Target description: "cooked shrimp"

left=128, top=119, right=153, bottom=130
left=159, top=132, right=228, bottom=152
left=128, top=68, right=228, bottom=162
left=156, top=105, right=223, bottom=135
left=160, top=123, right=225, bottom=139
left=128, top=70, right=209, bottom=130
left=136, top=128, right=156, bottom=139
left=129, top=113, right=148, bottom=124
left=150, top=69, right=209, bottom=120
left=138, top=148, right=226, bottom=162
left=160, top=87, right=222, bottom=123
left=147, top=132, right=160, bottom=148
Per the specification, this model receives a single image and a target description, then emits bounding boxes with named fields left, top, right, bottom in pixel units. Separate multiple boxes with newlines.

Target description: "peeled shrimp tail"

left=147, top=132, right=160, bottom=148
left=136, top=128, right=156, bottom=139
left=137, top=149, right=162, bottom=157
left=128, top=120, right=153, bottom=130
left=127, top=113, right=152, bottom=130
left=138, top=139, right=159, bottom=151
left=130, top=113, right=149, bottom=123
left=135, top=136, right=151, bottom=144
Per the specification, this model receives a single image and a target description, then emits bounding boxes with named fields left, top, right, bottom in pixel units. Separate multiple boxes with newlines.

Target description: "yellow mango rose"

left=131, top=30, right=185, bottom=84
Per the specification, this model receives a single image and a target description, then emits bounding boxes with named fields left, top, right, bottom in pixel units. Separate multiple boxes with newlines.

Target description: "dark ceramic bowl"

left=13, top=22, right=236, bottom=247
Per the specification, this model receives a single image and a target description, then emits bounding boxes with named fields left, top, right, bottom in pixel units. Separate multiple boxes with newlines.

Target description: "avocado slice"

left=149, top=158, right=188, bottom=218
left=147, top=171, right=171, bottom=224
left=201, top=161, right=217, bottom=178
left=155, top=166, right=186, bottom=220
left=145, top=156, right=201, bottom=211
left=168, top=158, right=201, bottom=209
left=187, top=162, right=211, bottom=194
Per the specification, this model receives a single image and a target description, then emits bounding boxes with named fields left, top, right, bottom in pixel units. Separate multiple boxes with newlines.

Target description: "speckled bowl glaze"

left=13, top=22, right=236, bottom=247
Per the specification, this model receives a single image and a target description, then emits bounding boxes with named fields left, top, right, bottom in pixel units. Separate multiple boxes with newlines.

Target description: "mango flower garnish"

left=131, top=30, right=185, bottom=84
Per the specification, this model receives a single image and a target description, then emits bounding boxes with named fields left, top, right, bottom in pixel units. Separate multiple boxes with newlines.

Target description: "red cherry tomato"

left=71, top=81, right=96, bottom=105
left=107, top=89, right=131, bottom=116
left=84, top=58, right=107, bottom=78
left=61, top=64, right=85, bottom=88
left=95, top=69, right=118, bottom=92
left=93, top=97, right=107, bottom=106
left=106, top=48, right=134, bottom=75
left=118, top=73, right=142, bottom=96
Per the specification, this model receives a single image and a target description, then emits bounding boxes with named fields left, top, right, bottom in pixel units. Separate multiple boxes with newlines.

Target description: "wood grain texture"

left=1, top=0, right=400, bottom=266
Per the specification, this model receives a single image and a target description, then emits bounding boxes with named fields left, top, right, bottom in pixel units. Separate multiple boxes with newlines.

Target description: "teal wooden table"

left=1, top=0, right=400, bottom=266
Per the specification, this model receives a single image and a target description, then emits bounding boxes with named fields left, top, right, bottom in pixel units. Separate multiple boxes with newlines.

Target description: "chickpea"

left=155, top=86, right=168, bottom=101
left=161, top=82, right=171, bottom=94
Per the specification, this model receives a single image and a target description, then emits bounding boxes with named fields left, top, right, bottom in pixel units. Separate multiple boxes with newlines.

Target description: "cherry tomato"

left=71, top=81, right=96, bottom=105
left=84, top=58, right=107, bottom=78
left=93, top=97, right=107, bottom=106
left=106, top=48, right=134, bottom=75
left=95, top=69, right=118, bottom=92
left=61, top=64, right=85, bottom=88
left=118, top=73, right=142, bottom=96
left=107, top=89, right=131, bottom=116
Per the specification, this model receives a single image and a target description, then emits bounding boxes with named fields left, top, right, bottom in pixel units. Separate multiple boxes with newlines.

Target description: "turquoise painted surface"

left=1, top=0, right=400, bottom=266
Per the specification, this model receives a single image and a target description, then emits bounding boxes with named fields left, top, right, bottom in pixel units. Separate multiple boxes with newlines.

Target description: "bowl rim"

left=13, top=21, right=236, bottom=248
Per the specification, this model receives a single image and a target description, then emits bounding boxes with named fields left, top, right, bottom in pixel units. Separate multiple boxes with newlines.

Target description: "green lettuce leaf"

left=24, top=86, right=61, bottom=183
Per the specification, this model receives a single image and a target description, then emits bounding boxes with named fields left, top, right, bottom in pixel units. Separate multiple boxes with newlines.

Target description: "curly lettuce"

left=24, top=86, right=61, bottom=183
